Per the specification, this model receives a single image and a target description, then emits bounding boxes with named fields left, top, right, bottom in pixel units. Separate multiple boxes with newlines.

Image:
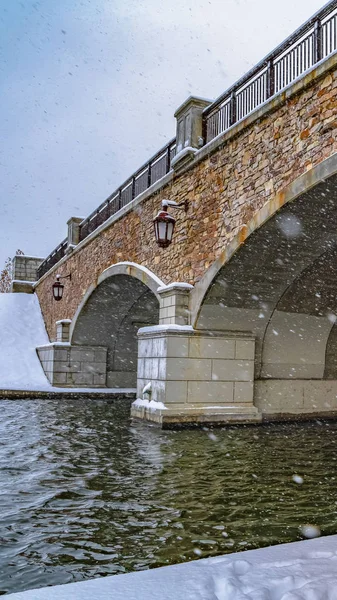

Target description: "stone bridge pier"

left=12, top=2, right=337, bottom=426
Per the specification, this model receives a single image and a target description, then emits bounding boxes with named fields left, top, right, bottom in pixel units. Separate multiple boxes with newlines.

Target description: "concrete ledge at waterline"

left=131, top=401, right=261, bottom=428
left=0, top=388, right=136, bottom=400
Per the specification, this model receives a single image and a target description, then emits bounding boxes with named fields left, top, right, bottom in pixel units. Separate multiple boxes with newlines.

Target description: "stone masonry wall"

left=13, top=255, right=44, bottom=282
left=37, top=344, right=107, bottom=387
left=36, top=62, right=337, bottom=340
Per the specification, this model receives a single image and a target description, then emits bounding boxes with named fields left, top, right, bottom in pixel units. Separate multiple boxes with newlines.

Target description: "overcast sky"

left=0, top=0, right=326, bottom=269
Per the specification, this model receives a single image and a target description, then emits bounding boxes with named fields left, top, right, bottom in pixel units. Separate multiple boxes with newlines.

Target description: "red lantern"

left=52, top=275, right=64, bottom=301
left=52, top=273, right=71, bottom=301
left=153, top=206, right=176, bottom=248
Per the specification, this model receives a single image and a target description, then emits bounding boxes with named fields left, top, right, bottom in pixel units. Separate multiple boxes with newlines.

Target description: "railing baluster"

left=266, top=59, right=275, bottom=98
left=230, top=92, right=236, bottom=126
left=166, top=146, right=171, bottom=173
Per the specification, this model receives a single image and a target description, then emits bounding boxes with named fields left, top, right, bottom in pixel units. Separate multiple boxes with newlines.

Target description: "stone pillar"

left=132, top=326, right=261, bottom=428
left=56, top=319, right=71, bottom=342
left=67, top=217, right=83, bottom=252
left=158, top=282, right=193, bottom=325
left=171, top=96, right=212, bottom=172
left=37, top=343, right=108, bottom=387
left=11, top=255, right=44, bottom=293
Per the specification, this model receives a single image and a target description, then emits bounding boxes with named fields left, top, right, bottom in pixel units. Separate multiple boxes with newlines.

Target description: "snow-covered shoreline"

left=6, top=535, right=337, bottom=599
left=0, top=293, right=135, bottom=395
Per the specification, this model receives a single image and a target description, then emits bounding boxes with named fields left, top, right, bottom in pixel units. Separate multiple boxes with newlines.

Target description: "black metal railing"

left=204, top=0, right=337, bottom=141
left=37, top=0, right=337, bottom=281
left=37, top=238, right=68, bottom=280
left=37, top=139, right=176, bottom=279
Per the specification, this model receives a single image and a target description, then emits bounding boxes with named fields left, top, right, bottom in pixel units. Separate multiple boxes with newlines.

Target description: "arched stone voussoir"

left=97, top=262, right=164, bottom=300
left=190, top=151, right=337, bottom=328
left=69, top=262, right=164, bottom=344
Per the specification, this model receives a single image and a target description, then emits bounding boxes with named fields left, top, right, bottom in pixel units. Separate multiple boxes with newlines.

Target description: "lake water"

left=1, top=398, right=337, bottom=595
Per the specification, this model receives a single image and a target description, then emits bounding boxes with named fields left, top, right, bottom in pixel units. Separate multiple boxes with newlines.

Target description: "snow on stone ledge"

left=138, top=324, right=194, bottom=335
left=157, top=281, right=194, bottom=292
left=6, top=535, right=337, bottom=599
left=132, top=398, right=167, bottom=411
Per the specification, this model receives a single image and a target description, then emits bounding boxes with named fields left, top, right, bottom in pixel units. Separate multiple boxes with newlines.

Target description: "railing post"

left=147, top=163, right=152, bottom=187
left=118, top=189, right=122, bottom=210
left=266, top=60, right=275, bottom=98
left=131, top=177, right=136, bottom=200
left=230, top=92, right=236, bottom=126
left=314, top=19, right=322, bottom=63
left=166, top=146, right=171, bottom=174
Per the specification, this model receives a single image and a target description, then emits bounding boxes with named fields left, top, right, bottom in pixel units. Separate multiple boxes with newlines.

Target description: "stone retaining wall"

left=37, top=344, right=107, bottom=387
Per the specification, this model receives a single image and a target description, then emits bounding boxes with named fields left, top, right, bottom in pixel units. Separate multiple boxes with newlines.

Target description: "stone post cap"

left=67, top=216, right=84, bottom=225
left=157, top=282, right=194, bottom=296
left=174, top=96, right=212, bottom=119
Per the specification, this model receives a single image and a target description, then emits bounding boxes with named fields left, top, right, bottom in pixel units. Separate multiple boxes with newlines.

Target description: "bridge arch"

left=192, top=152, right=337, bottom=381
left=70, top=262, right=163, bottom=388
left=191, top=152, right=337, bottom=328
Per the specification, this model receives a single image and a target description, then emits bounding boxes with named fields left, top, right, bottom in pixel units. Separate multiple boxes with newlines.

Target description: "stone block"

left=166, top=336, right=189, bottom=358
left=189, top=337, right=235, bottom=359
left=94, top=350, right=107, bottom=362
left=234, top=381, right=254, bottom=403
left=93, top=374, right=107, bottom=386
left=137, top=358, right=145, bottom=378
left=53, top=349, right=69, bottom=361
left=138, top=339, right=153, bottom=358
left=81, top=362, right=106, bottom=375
left=71, top=373, right=94, bottom=386
left=152, top=380, right=166, bottom=403
left=158, top=358, right=166, bottom=379
left=152, top=337, right=166, bottom=357
left=165, top=380, right=188, bottom=404
left=235, top=340, right=255, bottom=360
left=143, top=358, right=159, bottom=379
left=187, top=381, right=234, bottom=404
left=165, top=357, right=212, bottom=381
left=53, top=373, right=67, bottom=385
left=212, top=359, right=254, bottom=382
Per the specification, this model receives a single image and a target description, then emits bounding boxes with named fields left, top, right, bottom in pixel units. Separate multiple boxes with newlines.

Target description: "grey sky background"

left=0, top=0, right=325, bottom=269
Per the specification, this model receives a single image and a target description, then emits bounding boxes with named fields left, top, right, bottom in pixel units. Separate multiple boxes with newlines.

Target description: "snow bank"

left=6, top=535, right=337, bottom=599
left=0, top=293, right=135, bottom=394
left=0, top=293, right=50, bottom=390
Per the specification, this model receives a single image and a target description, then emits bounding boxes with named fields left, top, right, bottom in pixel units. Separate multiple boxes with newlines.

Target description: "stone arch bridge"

left=12, top=1, right=337, bottom=425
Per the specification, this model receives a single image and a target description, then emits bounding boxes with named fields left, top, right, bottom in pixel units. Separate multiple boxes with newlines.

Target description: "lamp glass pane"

left=158, top=221, right=167, bottom=242
left=166, top=221, right=174, bottom=241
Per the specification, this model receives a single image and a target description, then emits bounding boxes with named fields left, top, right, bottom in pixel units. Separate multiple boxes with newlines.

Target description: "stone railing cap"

left=174, top=95, right=212, bottom=118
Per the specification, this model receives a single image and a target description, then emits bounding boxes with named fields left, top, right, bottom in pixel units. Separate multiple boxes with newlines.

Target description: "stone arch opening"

left=71, top=267, right=161, bottom=388
left=195, top=171, right=337, bottom=381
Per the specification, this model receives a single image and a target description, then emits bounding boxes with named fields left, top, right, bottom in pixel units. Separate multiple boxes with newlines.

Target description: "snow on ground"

left=0, top=293, right=51, bottom=390
left=0, top=293, right=134, bottom=394
left=6, top=536, right=337, bottom=599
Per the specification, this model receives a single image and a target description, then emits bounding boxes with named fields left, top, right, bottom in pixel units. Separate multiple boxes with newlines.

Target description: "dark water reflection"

left=1, top=399, right=337, bottom=594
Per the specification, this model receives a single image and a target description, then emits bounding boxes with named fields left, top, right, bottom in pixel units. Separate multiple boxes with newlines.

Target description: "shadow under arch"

left=190, top=152, right=337, bottom=328
left=70, top=262, right=163, bottom=388
left=192, top=154, right=337, bottom=379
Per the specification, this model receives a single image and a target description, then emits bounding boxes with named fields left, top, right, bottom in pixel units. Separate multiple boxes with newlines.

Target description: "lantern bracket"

left=162, top=199, right=188, bottom=212
left=56, top=273, right=72, bottom=282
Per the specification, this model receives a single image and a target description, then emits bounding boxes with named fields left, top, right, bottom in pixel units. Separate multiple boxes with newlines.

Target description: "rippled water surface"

left=1, top=399, right=337, bottom=594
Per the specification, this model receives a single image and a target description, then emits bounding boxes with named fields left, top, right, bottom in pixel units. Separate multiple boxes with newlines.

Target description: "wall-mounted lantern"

left=52, top=273, right=71, bottom=301
left=153, top=199, right=188, bottom=248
